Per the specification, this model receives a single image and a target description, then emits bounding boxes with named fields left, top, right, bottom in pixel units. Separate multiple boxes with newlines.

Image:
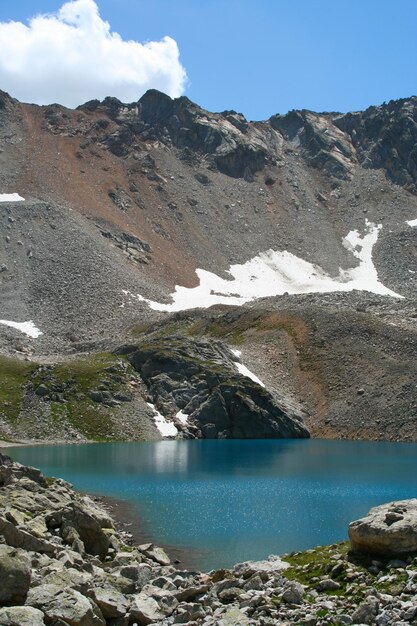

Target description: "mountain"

left=0, top=89, right=416, bottom=442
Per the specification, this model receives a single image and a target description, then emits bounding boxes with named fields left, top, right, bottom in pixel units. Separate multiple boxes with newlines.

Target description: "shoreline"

left=1, top=450, right=417, bottom=625
left=0, top=438, right=88, bottom=448
left=96, top=492, right=207, bottom=571
left=0, top=441, right=210, bottom=571
left=0, top=441, right=207, bottom=570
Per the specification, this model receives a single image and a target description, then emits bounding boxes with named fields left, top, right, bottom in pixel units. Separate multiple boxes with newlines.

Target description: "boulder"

left=42, top=567, right=92, bottom=594
left=349, top=499, right=417, bottom=556
left=0, top=606, right=45, bottom=626
left=0, top=516, right=58, bottom=554
left=282, top=581, right=305, bottom=604
left=117, top=563, right=152, bottom=588
left=61, top=502, right=112, bottom=559
left=0, top=545, right=31, bottom=604
left=219, top=607, right=251, bottom=626
left=138, top=543, right=171, bottom=566
left=129, top=594, right=165, bottom=625
left=27, top=584, right=105, bottom=626
left=233, top=554, right=290, bottom=577
left=351, top=597, right=379, bottom=625
left=90, top=588, right=129, bottom=619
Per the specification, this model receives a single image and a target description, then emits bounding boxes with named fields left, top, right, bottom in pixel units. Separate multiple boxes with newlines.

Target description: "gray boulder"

left=0, top=516, right=57, bottom=554
left=42, top=567, right=92, bottom=594
left=0, top=545, right=31, bottom=604
left=129, top=594, right=165, bottom=624
left=90, top=588, right=129, bottom=619
left=138, top=542, right=171, bottom=566
left=351, top=597, right=379, bottom=625
left=61, top=501, right=113, bottom=559
left=233, top=554, right=290, bottom=577
left=27, top=584, right=105, bottom=626
left=282, top=580, right=305, bottom=604
left=218, top=607, right=251, bottom=626
left=349, top=499, right=417, bottom=556
left=0, top=607, right=45, bottom=626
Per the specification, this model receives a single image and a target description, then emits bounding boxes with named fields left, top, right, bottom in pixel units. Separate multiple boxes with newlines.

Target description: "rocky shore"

left=1, top=453, right=417, bottom=626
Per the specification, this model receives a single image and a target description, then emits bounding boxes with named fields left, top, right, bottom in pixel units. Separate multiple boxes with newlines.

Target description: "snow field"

left=0, top=320, right=42, bottom=338
left=0, top=193, right=25, bottom=202
left=126, top=221, right=402, bottom=313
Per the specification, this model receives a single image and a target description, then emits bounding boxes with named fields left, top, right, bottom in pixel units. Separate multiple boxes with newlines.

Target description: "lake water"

left=6, top=439, right=417, bottom=571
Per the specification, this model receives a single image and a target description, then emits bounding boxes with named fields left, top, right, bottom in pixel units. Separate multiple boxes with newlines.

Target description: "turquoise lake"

left=6, top=439, right=417, bottom=571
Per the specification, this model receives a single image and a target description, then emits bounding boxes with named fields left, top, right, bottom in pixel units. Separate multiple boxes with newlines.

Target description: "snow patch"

left=0, top=320, right=42, bottom=338
left=128, top=221, right=402, bottom=312
left=231, top=348, right=265, bottom=386
left=176, top=410, right=189, bottom=425
left=0, top=193, right=25, bottom=202
left=406, top=218, right=417, bottom=227
left=235, top=362, right=265, bottom=387
left=147, top=402, right=178, bottom=437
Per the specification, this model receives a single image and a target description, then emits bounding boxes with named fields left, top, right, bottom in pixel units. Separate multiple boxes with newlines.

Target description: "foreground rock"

left=349, top=499, right=417, bottom=556
left=1, top=453, right=417, bottom=626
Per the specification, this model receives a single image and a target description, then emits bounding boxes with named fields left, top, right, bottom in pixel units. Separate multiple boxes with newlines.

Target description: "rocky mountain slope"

left=0, top=88, right=416, bottom=441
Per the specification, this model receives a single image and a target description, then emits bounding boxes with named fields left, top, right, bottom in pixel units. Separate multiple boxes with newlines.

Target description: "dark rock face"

left=72, top=89, right=417, bottom=188
left=78, top=89, right=269, bottom=179
left=126, top=337, right=309, bottom=439
left=135, top=90, right=268, bottom=178
left=334, top=97, right=417, bottom=191
left=270, top=109, right=354, bottom=178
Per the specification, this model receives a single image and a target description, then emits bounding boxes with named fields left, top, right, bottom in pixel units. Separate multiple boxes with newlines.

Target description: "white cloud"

left=0, top=0, right=187, bottom=107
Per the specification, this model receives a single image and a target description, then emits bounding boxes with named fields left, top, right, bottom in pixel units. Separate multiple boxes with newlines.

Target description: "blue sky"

left=0, top=0, right=415, bottom=120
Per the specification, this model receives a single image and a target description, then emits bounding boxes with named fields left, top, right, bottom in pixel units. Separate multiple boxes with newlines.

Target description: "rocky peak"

left=49, top=89, right=417, bottom=188
left=270, top=109, right=355, bottom=178
left=134, top=90, right=268, bottom=178
left=78, top=89, right=268, bottom=178
left=0, top=89, right=16, bottom=111
left=78, top=95, right=123, bottom=118
left=334, top=96, right=417, bottom=190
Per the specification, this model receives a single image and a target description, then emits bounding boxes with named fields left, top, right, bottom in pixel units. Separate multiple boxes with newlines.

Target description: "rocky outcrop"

left=135, top=90, right=270, bottom=179
left=0, top=453, right=116, bottom=564
left=78, top=89, right=270, bottom=179
left=335, top=96, right=417, bottom=191
left=66, top=89, right=417, bottom=188
left=123, top=336, right=309, bottom=439
left=270, top=109, right=355, bottom=178
left=349, top=499, right=417, bottom=556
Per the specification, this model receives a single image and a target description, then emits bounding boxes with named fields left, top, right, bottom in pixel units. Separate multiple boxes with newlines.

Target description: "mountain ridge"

left=0, top=88, right=416, bottom=442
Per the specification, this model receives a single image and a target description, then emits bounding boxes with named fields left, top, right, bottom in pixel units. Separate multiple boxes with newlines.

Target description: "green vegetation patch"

left=31, top=353, right=133, bottom=441
left=0, top=355, right=36, bottom=424
left=283, top=542, right=365, bottom=599
left=283, top=542, right=417, bottom=601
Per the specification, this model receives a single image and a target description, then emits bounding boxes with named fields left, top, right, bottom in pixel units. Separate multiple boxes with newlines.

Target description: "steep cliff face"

left=0, top=89, right=416, bottom=441
left=125, top=336, right=309, bottom=440
left=334, top=97, right=417, bottom=191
